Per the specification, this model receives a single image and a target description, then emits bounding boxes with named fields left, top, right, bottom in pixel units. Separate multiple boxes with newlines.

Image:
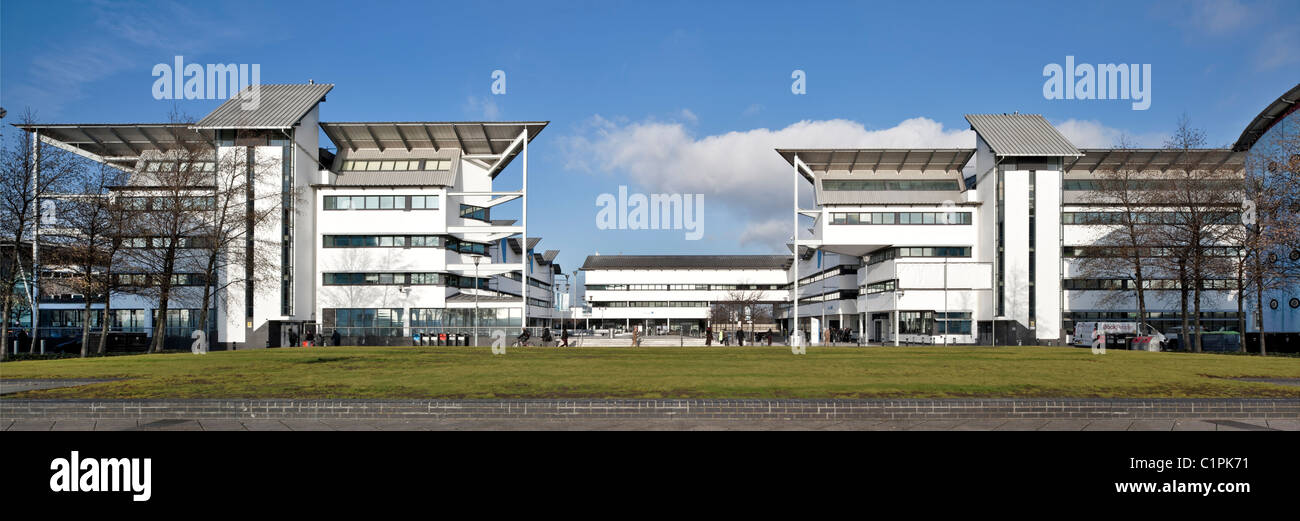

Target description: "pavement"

left=0, top=379, right=123, bottom=395
left=3, top=418, right=1296, bottom=431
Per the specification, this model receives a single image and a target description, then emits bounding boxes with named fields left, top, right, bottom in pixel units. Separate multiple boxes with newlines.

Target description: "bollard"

left=40, top=339, right=45, bottom=355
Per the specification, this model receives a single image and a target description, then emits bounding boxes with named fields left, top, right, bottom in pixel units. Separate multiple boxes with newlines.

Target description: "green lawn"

left=2, top=345, right=1299, bottom=399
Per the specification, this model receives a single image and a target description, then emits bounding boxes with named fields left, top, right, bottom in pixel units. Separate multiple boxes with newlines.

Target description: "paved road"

left=4, top=418, right=1296, bottom=431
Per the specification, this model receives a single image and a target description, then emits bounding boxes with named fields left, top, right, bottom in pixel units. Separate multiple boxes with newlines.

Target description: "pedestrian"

left=737, top=329, right=744, bottom=347
left=705, top=325, right=713, bottom=346
left=331, top=329, right=341, bottom=347
left=767, top=328, right=774, bottom=346
left=542, top=328, right=553, bottom=346
left=305, top=329, right=315, bottom=347
left=288, top=328, right=299, bottom=347
left=561, top=328, right=569, bottom=347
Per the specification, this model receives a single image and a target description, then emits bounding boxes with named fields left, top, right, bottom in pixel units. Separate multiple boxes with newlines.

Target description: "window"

left=323, top=195, right=408, bottom=210
left=410, top=195, right=439, bottom=210
left=822, top=180, right=959, bottom=191
left=829, top=211, right=970, bottom=225
left=323, top=273, right=443, bottom=285
left=423, top=159, right=452, bottom=171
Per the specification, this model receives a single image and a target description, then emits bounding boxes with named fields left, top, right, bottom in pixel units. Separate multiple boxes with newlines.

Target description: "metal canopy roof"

left=1065, top=148, right=1244, bottom=174
left=10, top=123, right=213, bottom=170
left=508, top=237, right=542, bottom=254
left=775, top=148, right=974, bottom=182
left=193, top=83, right=333, bottom=129
left=320, top=121, right=546, bottom=178
left=1233, top=82, right=1300, bottom=151
left=965, top=113, right=1081, bottom=157
left=581, top=255, right=794, bottom=271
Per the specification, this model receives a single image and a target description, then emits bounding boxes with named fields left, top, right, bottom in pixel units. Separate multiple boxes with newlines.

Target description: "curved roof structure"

left=1233, top=82, right=1300, bottom=152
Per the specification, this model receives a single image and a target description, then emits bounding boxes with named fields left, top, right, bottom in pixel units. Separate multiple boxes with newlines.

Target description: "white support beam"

left=486, top=131, right=526, bottom=177
left=448, top=225, right=522, bottom=234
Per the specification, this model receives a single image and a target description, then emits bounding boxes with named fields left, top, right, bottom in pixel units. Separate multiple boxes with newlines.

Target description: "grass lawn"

left=2, top=345, right=1299, bottom=399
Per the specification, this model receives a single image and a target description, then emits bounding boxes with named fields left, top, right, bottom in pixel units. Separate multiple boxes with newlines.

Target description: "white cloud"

left=738, top=218, right=790, bottom=249
left=562, top=115, right=975, bottom=250
left=1187, top=0, right=1253, bottom=35
left=465, top=95, right=502, bottom=120
left=1053, top=119, right=1167, bottom=148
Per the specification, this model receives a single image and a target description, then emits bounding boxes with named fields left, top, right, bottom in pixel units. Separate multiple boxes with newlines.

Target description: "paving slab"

left=907, top=420, right=965, bottom=430
left=1083, top=420, right=1136, bottom=431
left=198, top=420, right=248, bottom=431
left=994, top=420, right=1050, bottom=431
left=7, top=420, right=54, bottom=431
left=1038, top=420, right=1092, bottom=431
left=1266, top=419, right=1299, bottom=431
left=50, top=420, right=98, bottom=431
left=1127, top=420, right=1176, bottom=431
left=1209, top=419, right=1274, bottom=431
left=241, top=420, right=292, bottom=431
left=1171, top=420, right=1217, bottom=431
left=279, top=420, right=337, bottom=431
left=952, top=420, right=1009, bottom=431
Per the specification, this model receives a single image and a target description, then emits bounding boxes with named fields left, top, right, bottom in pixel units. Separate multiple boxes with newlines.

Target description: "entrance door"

left=874, top=320, right=883, bottom=342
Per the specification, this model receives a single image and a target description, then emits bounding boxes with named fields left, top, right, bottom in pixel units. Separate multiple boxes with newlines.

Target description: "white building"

left=579, top=255, right=790, bottom=335
left=19, top=83, right=563, bottom=349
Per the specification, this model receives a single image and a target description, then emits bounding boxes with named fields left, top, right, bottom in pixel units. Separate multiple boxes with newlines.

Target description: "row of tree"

left=1, top=110, right=285, bottom=359
left=1078, top=116, right=1299, bottom=353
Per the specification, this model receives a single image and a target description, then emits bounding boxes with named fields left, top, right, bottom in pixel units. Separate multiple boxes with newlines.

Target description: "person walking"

left=737, top=328, right=744, bottom=347
left=767, top=328, right=774, bottom=346
left=561, top=328, right=569, bottom=347
left=305, top=329, right=315, bottom=347
left=705, top=325, right=713, bottom=346
left=331, top=329, right=341, bottom=347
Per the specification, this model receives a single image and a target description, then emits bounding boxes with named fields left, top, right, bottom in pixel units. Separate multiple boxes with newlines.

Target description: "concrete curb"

left=3, top=398, right=1298, bottom=421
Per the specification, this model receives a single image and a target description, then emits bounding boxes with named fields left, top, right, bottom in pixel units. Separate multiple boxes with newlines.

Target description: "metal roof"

left=965, top=114, right=1081, bottom=157
left=1065, top=148, right=1244, bottom=174
left=320, top=121, right=546, bottom=179
left=329, top=148, right=461, bottom=187
left=540, top=250, right=560, bottom=263
left=508, top=237, right=542, bottom=253
left=581, top=255, right=793, bottom=270
left=1233, top=82, right=1300, bottom=151
left=193, top=83, right=333, bottom=129
left=10, top=123, right=212, bottom=170
left=775, top=149, right=973, bottom=182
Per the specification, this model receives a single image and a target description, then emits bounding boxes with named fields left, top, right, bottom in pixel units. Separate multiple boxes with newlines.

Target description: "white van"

left=1071, top=322, right=1166, bottom=351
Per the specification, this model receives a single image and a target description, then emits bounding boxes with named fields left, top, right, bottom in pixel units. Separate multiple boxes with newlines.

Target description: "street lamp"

left=471, top=254, right=482, bottom=346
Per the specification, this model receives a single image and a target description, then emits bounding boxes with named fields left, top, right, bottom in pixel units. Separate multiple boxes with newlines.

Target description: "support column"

left=30, top=130, right=41, bottom=353
left=792, top=154, right=799, bottom=348
left=520, top=129, right=528, bottom=332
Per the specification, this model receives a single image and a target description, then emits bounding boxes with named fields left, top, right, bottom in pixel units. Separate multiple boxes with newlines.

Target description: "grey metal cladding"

left=965, top=113, right=1081, bottom=157
left=194, top=83, right=334, bottom=129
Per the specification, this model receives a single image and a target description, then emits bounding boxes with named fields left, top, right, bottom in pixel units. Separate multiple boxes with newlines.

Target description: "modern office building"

left=781, top=113, right=1256, bottom=346
left=580, top=255, right=790, bottom=334
left=1233, top=82, right=1300, bottom=343
left=15, top=83, right=561, bottom=350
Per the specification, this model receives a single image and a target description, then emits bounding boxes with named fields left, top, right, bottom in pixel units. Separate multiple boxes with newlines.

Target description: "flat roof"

left=1065, top=148, right=1244, bottom=174
left=10, top=123, right=213, bottom=170
left=582, top=255, right=793, bottom=271
left=320, top=121, right=546, bottom=178
left=966, top=113, right=1081, bottom=157
left=775, top=149, right=974, bottom=182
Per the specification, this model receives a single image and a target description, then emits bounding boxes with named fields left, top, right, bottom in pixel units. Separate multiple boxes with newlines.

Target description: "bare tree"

left=1077, top=136, right=1160, bottom=333
left=1239, top=122, right=1300, bottom=355
left=709, top=285, right=771, bottom=341
left=0, top=110, right=77, bottom=358
left=1148, top=115, right=1243, bottom=352
left=44, top=161, right=129, bottom=357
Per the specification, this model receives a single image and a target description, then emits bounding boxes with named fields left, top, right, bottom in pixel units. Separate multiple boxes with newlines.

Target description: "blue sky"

left=2, top=0, right=1297, bottom=272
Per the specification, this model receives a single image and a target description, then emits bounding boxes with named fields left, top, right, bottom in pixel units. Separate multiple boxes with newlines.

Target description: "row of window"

left=1061, top=211, right=1241, bottom=225
left=798, top=266, right=859, bottom=285
left=830, top=212, right=972, bottom=225
left=323, top=195, right=440, bottom=211
left=798, top=290, right=859, bottom=304
left=862, top=279, right=897, bottom=294
left=459, top=204, right=490, bottom=221
left=1062, top=179, right=1242, bottom=191
left=590, top=301, right=710, bottom=308
left=119, top=196, right=214, bottom=211
left=1062, top=246, right=1242, bottom=258
left=140, top=161, right=217, bottom=173
left=324, top=307, right=523, bottom=329
left=323, top=235, right=442, bottom=248
left=867, top=247, right=972, bottom=265
left=119, top=236, right=214, bottom=249
left=35, top=308, right=210, bottom=331
left=1063, top=278, right=1241, bottom=291
left=585, top=283, right=789, bottom=291
left=340, top=159, right=453, bottom=172
left=822, top=180, right=960, bottom=191
left=501, top=272, right=553, bottom=289
left=114, top=273, right=207, bottom=287
left=898, top=310, right=973, bottom=335
left=322, top=272, right=489, bottom=288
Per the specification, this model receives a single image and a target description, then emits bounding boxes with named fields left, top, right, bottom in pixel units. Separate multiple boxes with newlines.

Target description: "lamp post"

left=472, top=254, right=482, bottom=346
